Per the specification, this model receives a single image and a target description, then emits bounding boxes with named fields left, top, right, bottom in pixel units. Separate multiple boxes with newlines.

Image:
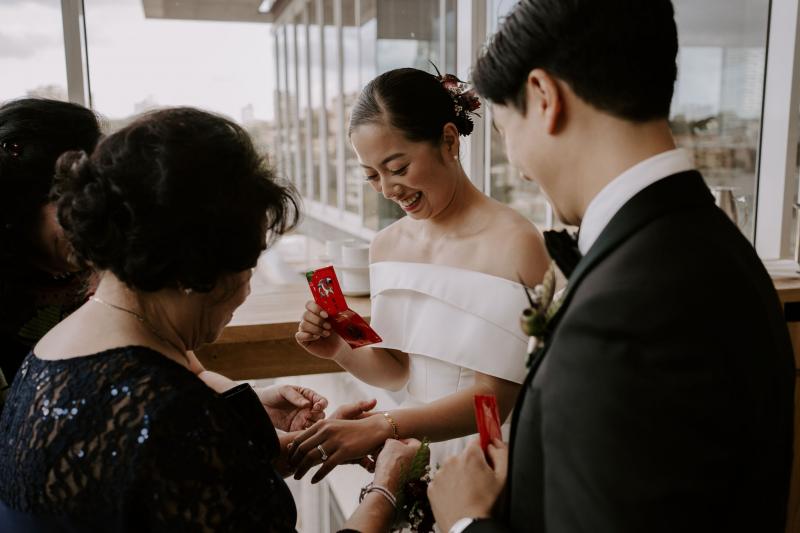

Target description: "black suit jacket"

left=469, top=171, right=795, bottom=532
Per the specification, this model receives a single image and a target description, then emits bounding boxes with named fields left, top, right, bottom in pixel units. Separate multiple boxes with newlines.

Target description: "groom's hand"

left=428, top=439, right=507, bottom=531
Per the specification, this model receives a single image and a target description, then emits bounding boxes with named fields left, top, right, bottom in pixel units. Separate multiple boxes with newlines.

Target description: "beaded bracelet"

left=359, top=482, right=397, bottom=509
left=382, top=411, right=400, bottom=440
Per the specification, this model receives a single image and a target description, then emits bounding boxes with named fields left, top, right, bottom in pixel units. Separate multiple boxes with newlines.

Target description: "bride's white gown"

left=369, top=261, right=530, bottom=466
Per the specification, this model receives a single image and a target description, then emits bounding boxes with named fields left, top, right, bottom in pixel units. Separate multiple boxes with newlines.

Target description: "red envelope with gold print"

left=474, top=394, right=502, bottom=456
left=306, top=266, right=382, bottom=348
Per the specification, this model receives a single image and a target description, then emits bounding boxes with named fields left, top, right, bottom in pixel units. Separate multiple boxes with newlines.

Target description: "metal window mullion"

left=292, top=23, right=303, bottom=192
left=303, top=6, right=314, bottom=200
left=317, top=0, right=329, bottom=207
left=335, top=0, right=346, bottom=212
left=61, top=0, right=89, bottom=106
left=456, top=0, right=486, bottom=189
left=280, top=24, right=293, bottom=184
left=755, top=0, right=800, bottom=259
left=439, top=0, right=447, bottom=71
left=272, top=29, right=283, bottom=178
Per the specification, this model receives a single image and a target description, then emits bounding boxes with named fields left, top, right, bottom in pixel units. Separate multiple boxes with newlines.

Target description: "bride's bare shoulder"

left=369, top=217, right=411, bottom=263
left=477, top=202, right=549, bottom=286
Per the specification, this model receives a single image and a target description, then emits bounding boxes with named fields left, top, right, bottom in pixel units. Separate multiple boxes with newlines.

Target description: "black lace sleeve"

left=127, top=374, right=297, bottom=532
left=0, top=347, right=297, bottom=533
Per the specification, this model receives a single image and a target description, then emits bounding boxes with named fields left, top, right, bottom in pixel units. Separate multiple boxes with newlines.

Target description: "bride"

left=291, top=67, right=549, bottom=480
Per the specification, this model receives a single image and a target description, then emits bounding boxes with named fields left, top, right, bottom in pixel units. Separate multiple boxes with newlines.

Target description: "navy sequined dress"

left=0, top=346, right=297, bottom=532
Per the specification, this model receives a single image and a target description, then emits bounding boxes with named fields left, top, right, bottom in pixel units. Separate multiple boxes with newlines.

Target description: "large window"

left=83, top=0, right=275, bottom=143
left=275, top=0, right=456, bottom=236
left=671, top=0, right=770, bottom=241
left=0, top=0, right=68, bottom=103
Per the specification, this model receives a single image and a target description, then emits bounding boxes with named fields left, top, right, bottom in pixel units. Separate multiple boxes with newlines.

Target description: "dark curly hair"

left=349, top=67, right=476, bottom=143
left=0, top=98, right=101, bottom=264
left=54, top=107, right=299, bottom=293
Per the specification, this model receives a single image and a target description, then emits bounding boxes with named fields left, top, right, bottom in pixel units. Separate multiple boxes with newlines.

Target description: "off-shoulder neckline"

left=370, top=260, right=530, bottom=288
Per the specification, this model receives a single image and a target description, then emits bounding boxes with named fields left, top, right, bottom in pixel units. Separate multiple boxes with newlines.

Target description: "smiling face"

left=489, top=70, right=581, bottom=225
left=350, top=122, right=460, bottom=221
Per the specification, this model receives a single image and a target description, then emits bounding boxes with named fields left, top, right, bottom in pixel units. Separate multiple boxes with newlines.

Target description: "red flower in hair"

left=433, top=69, right=482, bottom=130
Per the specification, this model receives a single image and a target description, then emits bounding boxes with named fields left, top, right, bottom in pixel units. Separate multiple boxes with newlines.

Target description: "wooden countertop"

left=774, top=277, right=800, bottom=305
left=195, top=275, right=371, bottom=380
left=195, top=264, right=800, bottom=380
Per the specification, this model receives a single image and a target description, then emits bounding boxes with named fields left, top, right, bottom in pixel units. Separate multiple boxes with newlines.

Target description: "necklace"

left=90, top=296, right=188, bottom=362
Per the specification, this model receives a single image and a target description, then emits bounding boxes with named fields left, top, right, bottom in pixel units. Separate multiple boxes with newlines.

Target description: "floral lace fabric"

left=0, top=346, right=296, bottom=532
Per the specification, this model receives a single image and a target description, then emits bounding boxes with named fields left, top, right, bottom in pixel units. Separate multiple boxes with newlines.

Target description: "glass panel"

left=275, top=30, right=288, bottom=181
left=281, top=24, right=296, bottom=185
left=670, top=0, right=770, bottom=241
left=487, top=0, right=550, bottom=228
left=0, top=0, right=68, bottom=102
left=360, top=0, right=380, bottom=230
left=287, top=21, right=299, bottom=187
left=375, top=0, right=442, bottom=73
left=445, top=0, right=457, bottom=73
left=324, top=1, right=339, bottom=208
left=297, top=12, right=309, bottom=197
left=342, top=0, right=360, bottom=215
left=83, top=0, right=275, bottom=150
left=310, top=3, right=323, bottom=202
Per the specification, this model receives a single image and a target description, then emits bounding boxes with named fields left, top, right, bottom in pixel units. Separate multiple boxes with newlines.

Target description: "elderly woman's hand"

left=256, top=385, right=328, bottom=432
left=373, top=438, right=422, bottom=495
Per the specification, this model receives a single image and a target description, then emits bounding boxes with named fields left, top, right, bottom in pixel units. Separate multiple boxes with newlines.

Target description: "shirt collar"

left=577, top=148, right=695, bottom=255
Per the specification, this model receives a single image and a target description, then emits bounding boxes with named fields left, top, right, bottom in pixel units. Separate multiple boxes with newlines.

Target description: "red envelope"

left=306, top=266, right=382, bottom=348
left=474, top=394, right=502, bottom=456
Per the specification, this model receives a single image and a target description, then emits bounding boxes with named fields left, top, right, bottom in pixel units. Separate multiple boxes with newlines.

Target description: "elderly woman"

left=0, top=98, right=327, bottom=428
left=0, top=107, right=417, bottom=532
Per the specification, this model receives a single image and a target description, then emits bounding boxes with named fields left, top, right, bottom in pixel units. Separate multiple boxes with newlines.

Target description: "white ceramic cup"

left=341, top=269, right=370, bottom=294
left=325, top=239, right=355, bottom=265
left=341, top=242, right=370, bottom=267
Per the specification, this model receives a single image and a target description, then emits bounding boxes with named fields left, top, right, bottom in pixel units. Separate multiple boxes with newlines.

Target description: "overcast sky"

left=1, top=0, right=275, bottom=123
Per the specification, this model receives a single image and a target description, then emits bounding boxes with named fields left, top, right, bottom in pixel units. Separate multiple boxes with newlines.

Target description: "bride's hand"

left=288, top=413, right=393, bottom=483
left=295, top=300, right=348, bottom=359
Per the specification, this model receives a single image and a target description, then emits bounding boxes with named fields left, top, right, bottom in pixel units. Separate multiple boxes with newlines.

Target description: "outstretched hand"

left=257, top=385, right=328, bottom=432
left=428, top=439, right=507, bottom=531
left=288, top=398, right=393, bottom=483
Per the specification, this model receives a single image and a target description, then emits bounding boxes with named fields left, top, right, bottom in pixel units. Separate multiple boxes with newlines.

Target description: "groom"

left=428, top=1, right=796, bottom=532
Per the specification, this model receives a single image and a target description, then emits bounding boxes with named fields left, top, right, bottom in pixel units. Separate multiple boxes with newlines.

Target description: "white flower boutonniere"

left=520, top=262, right=564, bottom=368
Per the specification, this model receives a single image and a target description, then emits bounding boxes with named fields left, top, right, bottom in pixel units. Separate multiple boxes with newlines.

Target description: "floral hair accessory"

left=432, top=64, right=481, bottom=136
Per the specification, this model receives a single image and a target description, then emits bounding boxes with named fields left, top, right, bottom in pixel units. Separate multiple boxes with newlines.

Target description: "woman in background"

left=0, top=99, right=326, bottom=429
left=292, top=68, right=549, bottom=480
left=0, top=99, right=102, bottom=406
left=0, top=107, right=416, bottom=532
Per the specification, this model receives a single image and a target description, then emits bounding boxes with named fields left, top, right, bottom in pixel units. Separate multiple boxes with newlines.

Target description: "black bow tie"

left=543, top=229, right=582, bottom=278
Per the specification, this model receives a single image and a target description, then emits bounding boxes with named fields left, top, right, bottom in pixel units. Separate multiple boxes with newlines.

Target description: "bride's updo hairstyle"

left=54, top=107, right=299, bottom=293
left=349, top=67, right=480, bottom=144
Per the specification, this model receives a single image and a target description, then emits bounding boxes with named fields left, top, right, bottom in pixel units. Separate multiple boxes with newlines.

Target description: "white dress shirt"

left=577, top=148, right=695, bottom=255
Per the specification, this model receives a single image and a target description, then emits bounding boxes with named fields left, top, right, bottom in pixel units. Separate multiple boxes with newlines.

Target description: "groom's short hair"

left=473, top=0, right=678, bottom=122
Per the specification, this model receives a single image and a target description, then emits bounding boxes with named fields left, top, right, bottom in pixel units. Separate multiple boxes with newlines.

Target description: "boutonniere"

left=520, top=262, right=564, bottom=367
